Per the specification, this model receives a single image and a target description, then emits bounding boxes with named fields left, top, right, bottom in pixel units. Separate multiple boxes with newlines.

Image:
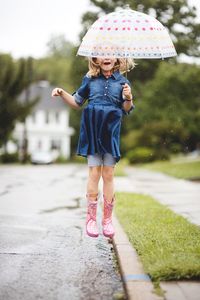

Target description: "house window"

left=46, top=112, right=49, bottom=124
left=38, top=140, right=42, bottom=149
left=51, top=139, right=61, bottom=150
left=55, top=112, right=59, bottom=123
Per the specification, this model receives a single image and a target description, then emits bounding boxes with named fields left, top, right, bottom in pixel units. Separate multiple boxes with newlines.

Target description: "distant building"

left=12, top=81, right=74, bottom=159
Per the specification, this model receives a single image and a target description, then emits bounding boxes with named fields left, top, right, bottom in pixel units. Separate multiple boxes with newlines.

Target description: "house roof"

left=19, top=81, right=69, bottom=112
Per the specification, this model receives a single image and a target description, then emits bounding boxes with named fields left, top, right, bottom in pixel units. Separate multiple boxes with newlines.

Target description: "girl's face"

left=95, top=57, right=117, bottom=73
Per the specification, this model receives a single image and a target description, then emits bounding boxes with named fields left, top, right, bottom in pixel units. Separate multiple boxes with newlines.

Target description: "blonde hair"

left=87, top=57, right=136, bottom=77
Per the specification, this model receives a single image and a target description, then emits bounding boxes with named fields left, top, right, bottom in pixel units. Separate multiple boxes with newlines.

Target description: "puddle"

left=39, top=197, right=81, bottom=214
left=95, top=240, right=114, bottom=260
left=0, top=183, right=24, bottom=197
left=74, top=225, right=82, bottom=230
left=48, top=172, right=77, bottom=186
left=0, top=190, right=9, bottom=197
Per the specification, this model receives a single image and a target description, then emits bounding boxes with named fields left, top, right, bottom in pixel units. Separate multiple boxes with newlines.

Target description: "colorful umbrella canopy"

left=77, top=7, right=177, bottom=59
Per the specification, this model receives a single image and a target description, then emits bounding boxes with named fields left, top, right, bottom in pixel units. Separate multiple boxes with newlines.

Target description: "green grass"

left=115, top=192, right=200, bottom=282
left=138, top=159, right=200, bottom=180
left=114, top=159, right=129, bottom=176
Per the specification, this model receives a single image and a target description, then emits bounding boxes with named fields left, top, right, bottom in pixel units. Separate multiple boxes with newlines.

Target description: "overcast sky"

left=0, top=0, right=92, bottom=58
left=0, top=0, right=199, bottom=59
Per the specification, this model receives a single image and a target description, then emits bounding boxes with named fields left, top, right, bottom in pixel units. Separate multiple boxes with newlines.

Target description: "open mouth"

left=103, top=61, right=111, bottom=66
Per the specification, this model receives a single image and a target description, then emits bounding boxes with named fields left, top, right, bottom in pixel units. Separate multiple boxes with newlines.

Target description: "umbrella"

left=77, top=6, right=177, bottom=60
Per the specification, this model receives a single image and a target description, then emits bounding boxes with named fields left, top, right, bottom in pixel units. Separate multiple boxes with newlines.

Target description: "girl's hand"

left=122, top=83, right=132, bottom=100
left=51, top=88, right=63, bottom=97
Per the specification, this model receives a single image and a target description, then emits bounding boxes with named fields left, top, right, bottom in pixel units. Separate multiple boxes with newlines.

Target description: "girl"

left=52, top=57, right=135, bottom=238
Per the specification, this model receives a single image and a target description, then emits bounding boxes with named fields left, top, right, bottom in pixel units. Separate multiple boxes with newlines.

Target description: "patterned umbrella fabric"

left=77, top=8, right=177, bottom=59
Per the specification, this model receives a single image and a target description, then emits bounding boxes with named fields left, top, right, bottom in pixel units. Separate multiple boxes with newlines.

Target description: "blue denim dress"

left=73, top=70, right=134, bottom=162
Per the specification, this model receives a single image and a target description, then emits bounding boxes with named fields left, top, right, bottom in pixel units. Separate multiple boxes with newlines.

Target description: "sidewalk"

left=114, top=166, right=200, bottom=300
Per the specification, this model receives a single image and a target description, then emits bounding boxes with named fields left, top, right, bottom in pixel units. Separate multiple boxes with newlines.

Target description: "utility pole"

left=21, top=57, right=33, bottom=163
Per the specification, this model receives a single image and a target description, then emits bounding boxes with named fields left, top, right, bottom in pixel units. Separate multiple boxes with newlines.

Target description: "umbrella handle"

left=125, top=59, right=127, bottom=78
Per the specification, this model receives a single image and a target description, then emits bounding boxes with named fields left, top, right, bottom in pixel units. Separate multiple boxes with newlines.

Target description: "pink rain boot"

left=86, top=193, right=99, bottom=238
left=102, top=196, right=115, bottom=238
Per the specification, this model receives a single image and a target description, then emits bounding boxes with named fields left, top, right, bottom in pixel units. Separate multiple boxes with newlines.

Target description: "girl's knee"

left=89, top=166, right=102, bottom=182
left=102, top=166, right=114, bottom=182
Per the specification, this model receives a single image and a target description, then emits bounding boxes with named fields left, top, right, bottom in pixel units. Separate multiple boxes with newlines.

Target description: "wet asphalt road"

left=0, top=164, right=125, bottom=300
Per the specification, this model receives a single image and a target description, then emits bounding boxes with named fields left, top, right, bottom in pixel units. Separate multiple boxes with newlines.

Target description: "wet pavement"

left=0, top=164, right=125, bottom=300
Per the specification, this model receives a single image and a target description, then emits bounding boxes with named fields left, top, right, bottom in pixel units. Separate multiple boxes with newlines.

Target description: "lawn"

left=114, top=158, right=129, bottom=176
left=138, top=159, right=200, bottom=180
left=115, top=192, right=200, bottom=282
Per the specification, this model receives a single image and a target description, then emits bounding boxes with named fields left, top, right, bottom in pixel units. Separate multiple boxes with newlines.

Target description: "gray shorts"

left=87, top=153, right=116, bottom=167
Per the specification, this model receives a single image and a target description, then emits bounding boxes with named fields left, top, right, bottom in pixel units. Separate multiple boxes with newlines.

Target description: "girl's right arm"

left=51, top=88, right=80, bottom=109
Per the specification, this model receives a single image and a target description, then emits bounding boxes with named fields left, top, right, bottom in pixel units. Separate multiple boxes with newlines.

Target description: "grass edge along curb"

left=115, top=192, right=200, bottom=283
left=138, top=160, right=200, bottom=180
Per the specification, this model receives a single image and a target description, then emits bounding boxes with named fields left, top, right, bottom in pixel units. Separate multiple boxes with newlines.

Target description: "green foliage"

left=33, top=56, right=73, bottom=89
left=55, top=155, right=69, bottom=164
left=114, top=158, right=129, bottom=176
left=70, top=47, right=89, bottom=88
left=140, top=63, right=200, bottom=149
left=127, top=147, right=157, bottom=163
left=121, top=62, right=200, bottom=160
left=80, top=11, right=102, bottom=39
left=122, top=120, right=188, bottom=162
left=46, top=34, right=74, bottom=58
left=0, top=152, right=19, bottom=163
left=32, top=34, right=75, bottom=89
left=70, top=155, right=86, bottom=164
left=0, top=54, right=37, bottom=148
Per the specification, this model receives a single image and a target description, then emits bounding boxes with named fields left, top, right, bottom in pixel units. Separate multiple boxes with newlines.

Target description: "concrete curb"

left=112, top=213, right=163, bottom=300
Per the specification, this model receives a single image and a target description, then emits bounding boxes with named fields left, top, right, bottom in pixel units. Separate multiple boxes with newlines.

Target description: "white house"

left=13, top=81, right=74, bottom=159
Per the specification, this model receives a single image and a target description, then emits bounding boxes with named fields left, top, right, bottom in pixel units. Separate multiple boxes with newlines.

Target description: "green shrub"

left=154, top=149, right=170, bottom=161
left=55, top=156, right=69, bottom=164
left=0, top=152, right=19, bottom=163
left=122, top=120, right=187, bottom=160
left=70, top=155, right=86, bottom=164
left=126, top=147, right=156, bottom=164
left=169, top=143, right=182, bottom=153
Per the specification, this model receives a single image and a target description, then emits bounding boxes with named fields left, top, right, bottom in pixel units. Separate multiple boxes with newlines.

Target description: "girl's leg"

left=102, top=166, right=115, bottom=202
left=102, top=165, right=115, bottom=238
left=87, top=166, right=102, bottom=197
left=86, top=166, right=102, bottom=237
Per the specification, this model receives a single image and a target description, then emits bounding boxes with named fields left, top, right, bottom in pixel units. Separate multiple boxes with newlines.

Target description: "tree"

left=121, top=62, right=200, bottom=158
left=46, top=34, right=74, bottom=58
left=33, top=56, right=73, bottom=89
left=0, top=54, right=36, bottom=150
left=33, top=35, right=75, bottom=89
